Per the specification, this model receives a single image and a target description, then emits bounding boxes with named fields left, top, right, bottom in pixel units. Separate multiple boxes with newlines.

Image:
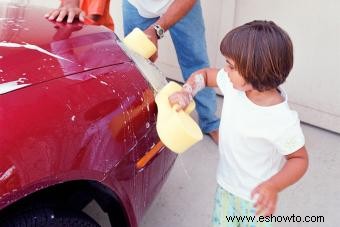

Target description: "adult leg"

left=168, top=0, right=220, bottom=134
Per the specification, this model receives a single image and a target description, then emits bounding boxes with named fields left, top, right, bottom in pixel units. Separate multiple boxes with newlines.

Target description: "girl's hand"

left=251, top=181, right=279, bottom=216
left=168, top=90, right=193, bottom=111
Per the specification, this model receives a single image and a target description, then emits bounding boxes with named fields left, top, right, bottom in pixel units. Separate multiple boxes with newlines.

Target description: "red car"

left=0, top=3, right=176, bottom=227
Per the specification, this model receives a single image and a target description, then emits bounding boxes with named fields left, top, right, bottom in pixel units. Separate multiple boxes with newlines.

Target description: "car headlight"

left=118, top=41, right=168, bottom=93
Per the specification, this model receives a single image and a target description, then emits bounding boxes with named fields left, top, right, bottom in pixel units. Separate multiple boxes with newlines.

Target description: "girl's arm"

left=168, top=68, right=219, bottom=110
left=186, top=68, right=219, bottom=88
left=251, top=146, right=309, bottom=216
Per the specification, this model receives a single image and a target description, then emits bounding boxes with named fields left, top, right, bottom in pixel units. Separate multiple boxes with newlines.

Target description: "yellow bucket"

left=123, top=27, right=157, bottom=59
left=155, top=81, right=203, bottom=153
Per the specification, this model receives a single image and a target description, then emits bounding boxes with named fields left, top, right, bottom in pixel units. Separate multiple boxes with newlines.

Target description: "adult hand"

left=45, top=4, right=85, bottom=24
left=168, top=90, right=193, bottom=111
left=144, top=26, right=159, bottom=62
left=251, top=181, right=279, bottom=216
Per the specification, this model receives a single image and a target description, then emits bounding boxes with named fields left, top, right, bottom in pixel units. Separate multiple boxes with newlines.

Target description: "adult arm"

left=144, top=0, right=197, bottom=61
left=152, top=0, right=196, bottom=31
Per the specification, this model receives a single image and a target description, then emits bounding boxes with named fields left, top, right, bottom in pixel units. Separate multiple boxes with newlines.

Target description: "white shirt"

left=128, top=0, right=174, bottom=18
left=216, top=69, right=305, bottom=201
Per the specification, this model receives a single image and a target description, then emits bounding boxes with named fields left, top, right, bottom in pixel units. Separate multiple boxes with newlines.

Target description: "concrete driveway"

left=85, top=96, right=340, bottom=227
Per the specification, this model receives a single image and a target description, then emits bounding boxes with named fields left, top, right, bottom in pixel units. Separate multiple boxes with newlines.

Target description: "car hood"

left=0, top=3, right=130, bottom=94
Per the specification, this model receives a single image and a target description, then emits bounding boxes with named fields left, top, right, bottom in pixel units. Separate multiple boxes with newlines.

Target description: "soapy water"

left=100, top=81, right=108, bottom=86
left=0, top=165, right=15, bottom=182
left=0, top=41, right=73, bottom=63
left=0, top=78, right=30, bottom=94
left=178, top=155, right=192, bottom=180
left=117, top=40, right=167, bottom=93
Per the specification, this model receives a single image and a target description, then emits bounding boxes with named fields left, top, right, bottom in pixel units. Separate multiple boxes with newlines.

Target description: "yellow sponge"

left=123, top=27, right=157, bottom=59
left=155, top=81, right=203, bottom=153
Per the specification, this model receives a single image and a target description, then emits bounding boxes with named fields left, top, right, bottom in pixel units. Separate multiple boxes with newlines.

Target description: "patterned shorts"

left=212, top=185, right=272, bottom=227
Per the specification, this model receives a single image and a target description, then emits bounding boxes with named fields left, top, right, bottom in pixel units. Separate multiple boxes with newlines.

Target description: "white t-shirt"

left=216, top=69, right=305, bottom=201
left=128, top=0, right=174, bottom=18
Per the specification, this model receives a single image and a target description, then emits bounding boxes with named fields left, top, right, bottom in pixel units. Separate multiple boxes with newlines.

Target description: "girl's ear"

left=243, top=83, right=254, bottom=91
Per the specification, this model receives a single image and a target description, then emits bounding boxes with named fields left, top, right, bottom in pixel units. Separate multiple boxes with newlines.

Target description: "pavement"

left=85, top=96, right=340, bottom=227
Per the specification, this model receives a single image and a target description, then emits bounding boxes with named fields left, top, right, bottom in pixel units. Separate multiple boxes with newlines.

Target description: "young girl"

left=169, top=20, right=309, bottom=226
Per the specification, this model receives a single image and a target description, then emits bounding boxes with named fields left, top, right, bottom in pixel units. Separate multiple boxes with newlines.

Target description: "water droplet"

left=89, top=74, right=97, bottom=79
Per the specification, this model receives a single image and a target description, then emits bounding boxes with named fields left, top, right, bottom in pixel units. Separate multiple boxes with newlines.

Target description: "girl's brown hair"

left=220, top=20, right=293, bottom=91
